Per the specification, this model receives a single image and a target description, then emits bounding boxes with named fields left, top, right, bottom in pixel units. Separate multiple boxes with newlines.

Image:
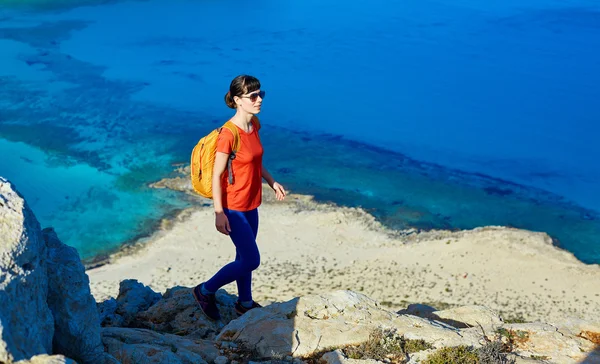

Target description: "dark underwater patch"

left=483, top=186, right=514, bottom=197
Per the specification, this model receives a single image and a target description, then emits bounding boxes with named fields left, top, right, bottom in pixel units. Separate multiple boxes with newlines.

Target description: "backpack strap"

left=219, top=118, right=260, bottom=185
left=221, top=121, right=241, bottom=152
left=220, top=121, right=241, bottom=185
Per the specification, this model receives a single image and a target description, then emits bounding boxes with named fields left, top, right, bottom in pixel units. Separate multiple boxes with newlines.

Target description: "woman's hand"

left=272, top=182, right=287, bottom=201
left=215, top=211, right=231, bottom=235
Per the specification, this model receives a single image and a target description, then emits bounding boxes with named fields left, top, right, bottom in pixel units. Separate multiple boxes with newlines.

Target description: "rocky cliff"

left=1, top=177, right=599, bottom=364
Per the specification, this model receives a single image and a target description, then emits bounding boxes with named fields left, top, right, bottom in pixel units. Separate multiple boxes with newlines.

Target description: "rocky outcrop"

left=0, top=178, right=110, bottom=363
left=500, top=322, right=598, bottom=364
left=44, top=227, right=105, bottom=363
left=102, top=327, right=219, bottom=364
left=3, top=175, right=600, bottom=364
left=216, top=291, right=483, bottom=358
left=93, top=284, right=600, bottom=363
left=98, top=297, right=122, bottom=327
left=113, top=279, right=162, bottom=326
left=134, top=286, right=238, bottom=338
left=0, top=177, right=54, bottom=362
left=433, top=305, right=503, bottom=329
left=98, top=282, right=240, bottom=338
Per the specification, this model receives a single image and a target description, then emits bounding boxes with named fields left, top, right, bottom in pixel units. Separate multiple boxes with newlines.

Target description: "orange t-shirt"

left=216, top=120, right=264, bottom=211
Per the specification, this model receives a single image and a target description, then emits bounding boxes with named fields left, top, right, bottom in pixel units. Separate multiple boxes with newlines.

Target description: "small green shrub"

left=404, top=339, right=432, bottom=354
left=424, top=346, right=479, bottom=364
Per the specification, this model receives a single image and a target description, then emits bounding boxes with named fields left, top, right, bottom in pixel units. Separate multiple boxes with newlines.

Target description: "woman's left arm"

left=262, top=165, right=286, bottom=201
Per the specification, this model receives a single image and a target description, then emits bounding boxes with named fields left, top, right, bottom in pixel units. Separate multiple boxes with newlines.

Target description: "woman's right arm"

left=212, top=151, right=231, bottom=235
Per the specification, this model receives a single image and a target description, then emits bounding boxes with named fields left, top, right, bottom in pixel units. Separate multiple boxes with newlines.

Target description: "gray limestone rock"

left=43, top=227, right=105, bottom=364
left=217, top=290, right=482, bottom=359
left=115, top=279, right=162, bottom=326
left=102, top=326, right=219, bottom=364
left=134, top=286, right=238, bottom=339
left=321, top=349, right=383, bottom=364
left=431, top=305, right=504, bottom=330
left=13, top=354, right=78, bottom=364
left=503, top=322, right=596, bottom=364
left=97, top=297, right=124, bottom=327
left=0, top=177, right=54, bottom=362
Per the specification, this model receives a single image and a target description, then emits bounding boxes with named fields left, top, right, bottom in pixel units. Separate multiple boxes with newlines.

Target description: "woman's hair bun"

left=225, top=91, right=236, bottom=109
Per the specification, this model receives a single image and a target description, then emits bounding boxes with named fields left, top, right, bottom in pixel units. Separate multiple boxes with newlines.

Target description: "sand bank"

left=87, top=185, right=600, bottom=324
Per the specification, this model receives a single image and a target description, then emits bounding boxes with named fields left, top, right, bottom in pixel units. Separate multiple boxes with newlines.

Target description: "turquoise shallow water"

left=0, top=0, right=598, bottom=263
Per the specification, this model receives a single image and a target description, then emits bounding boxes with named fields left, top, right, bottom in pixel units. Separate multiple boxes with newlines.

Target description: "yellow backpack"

left=190, top=118, right=260, bottom=198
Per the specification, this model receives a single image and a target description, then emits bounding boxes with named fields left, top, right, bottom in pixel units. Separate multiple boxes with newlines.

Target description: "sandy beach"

left=87, top=184, right=600, bottom=325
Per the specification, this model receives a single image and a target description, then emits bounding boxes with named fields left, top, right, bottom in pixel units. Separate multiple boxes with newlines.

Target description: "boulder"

left=134, top=286, right=238, bottom=339
left=217, top=290, right=482, bottom=358
left=392, top=316, right=482, bottom=349
left=115, top=279, right=162, bottom=326
left=501, top=323, right=592, bottom=364
left=14, top=354, right=78, bottom=364
left=0, top=178, right=54, bottom=362
left=321, top=349, right=383, bottom=364
left=43, top=228, right=105, bottom=364
left=431, top=305, right=504, bottom=330
left=97, top=297, right=124, bottom=327
left=102, top=327, right=219, bottom=364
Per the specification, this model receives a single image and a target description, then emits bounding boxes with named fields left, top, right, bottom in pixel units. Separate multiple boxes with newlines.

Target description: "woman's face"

left=236, top=90, right=264, bottom=114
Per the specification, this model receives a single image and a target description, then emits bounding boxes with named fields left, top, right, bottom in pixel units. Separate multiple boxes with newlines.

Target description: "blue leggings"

left=204, top=208, right=260, bottom=302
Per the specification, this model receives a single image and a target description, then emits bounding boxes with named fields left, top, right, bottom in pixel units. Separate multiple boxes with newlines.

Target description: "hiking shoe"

left=192, top=283, right=221, bottom=321
left=234, top=300, right=263, bottom=316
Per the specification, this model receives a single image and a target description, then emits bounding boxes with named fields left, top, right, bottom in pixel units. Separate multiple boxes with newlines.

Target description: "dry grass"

left=423, top=341, right=516, bottom=364
left=495, top=328, right=529, bottom=351
left=423, top=346, right=479, bottom=364
left=341, top=328, right=432, bottom=363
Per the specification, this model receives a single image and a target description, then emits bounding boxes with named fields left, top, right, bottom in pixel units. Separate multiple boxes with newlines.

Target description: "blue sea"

left=1, top=0, right=598, bottom=263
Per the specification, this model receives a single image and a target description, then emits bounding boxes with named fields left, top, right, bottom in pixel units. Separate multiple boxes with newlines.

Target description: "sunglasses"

left=241, top=90, right=266, bottom=102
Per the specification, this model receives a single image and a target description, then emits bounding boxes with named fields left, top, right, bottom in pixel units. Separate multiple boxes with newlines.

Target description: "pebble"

left=215, top=356, right=229, bottom=364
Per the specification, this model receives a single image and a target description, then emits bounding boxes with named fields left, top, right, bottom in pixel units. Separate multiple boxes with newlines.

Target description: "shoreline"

left=87, top=178, right=600, bottom=324
left=84, top=165, right=599, bottom=270
left=82, top=205, right=198, bottom=270
left=82, top=163, right=600, bottom=269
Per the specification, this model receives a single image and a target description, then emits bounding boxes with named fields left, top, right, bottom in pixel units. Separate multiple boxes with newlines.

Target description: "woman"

left=193, top=75, right=286, bottom=320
